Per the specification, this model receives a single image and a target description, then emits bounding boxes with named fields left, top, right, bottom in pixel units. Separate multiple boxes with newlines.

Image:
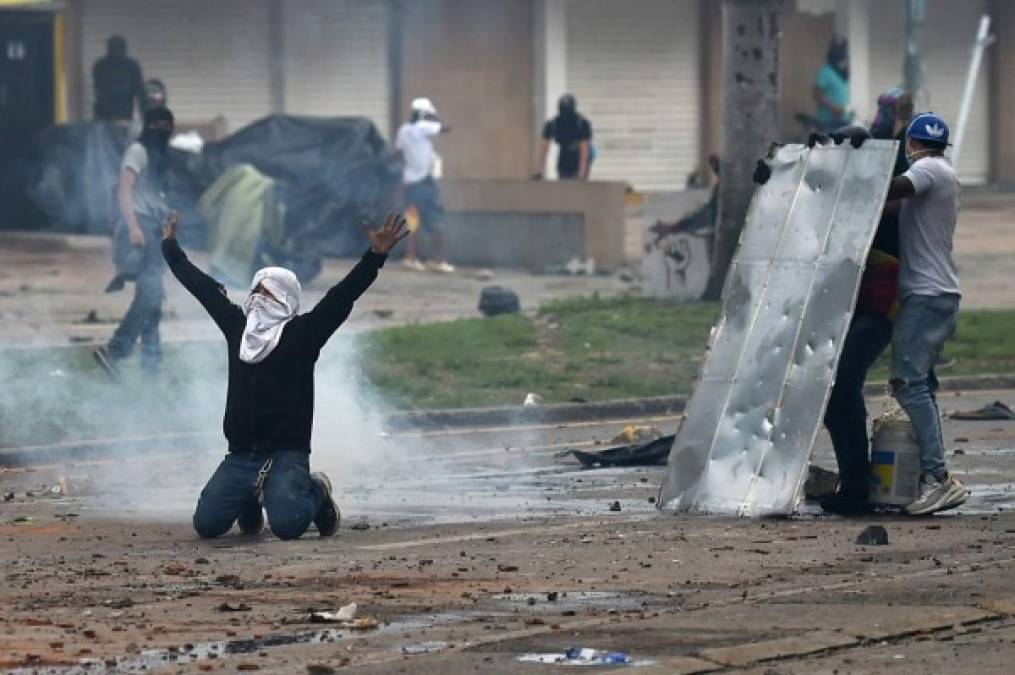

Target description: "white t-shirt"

left=121, top=142, right=170, bottom=223
left=395, top=119, right=441, bottom=184
left=898, top=155, right=961, bottom=299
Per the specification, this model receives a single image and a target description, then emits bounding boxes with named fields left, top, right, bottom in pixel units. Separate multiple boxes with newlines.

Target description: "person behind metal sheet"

left=94, top=106, right=175, bottom=378
left=92, top=35, right=145, bottom=123
left=820, top=90, right=913, bottom=515
left=811, top=38, right=852, bottom=134
left=160, top=210, right=408, bottom=540
left=882, top=112, right=967, bottom=516
left=395, top=97, right=454, bottom=274
left=532, top=94, right=593, bottom=181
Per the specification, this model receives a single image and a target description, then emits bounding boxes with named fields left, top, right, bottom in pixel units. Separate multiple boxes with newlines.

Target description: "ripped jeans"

left=192, top=451, right=325, bottom=540
left=890, top=293, right=960, bottom=477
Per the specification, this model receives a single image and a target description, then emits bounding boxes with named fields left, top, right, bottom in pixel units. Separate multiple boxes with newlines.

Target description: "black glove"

left=752, top=160, right=772, bottom=186
left=807, top=132, right=831, bottom=148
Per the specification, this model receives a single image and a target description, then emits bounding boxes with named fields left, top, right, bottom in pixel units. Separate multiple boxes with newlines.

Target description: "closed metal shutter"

left=81, top=0, right=273, bottom=133
left=565, top=0, right=701, bottom=192
left=282, top=0, right=390, bottom=137
left=868, top=0, right=990, bottom=184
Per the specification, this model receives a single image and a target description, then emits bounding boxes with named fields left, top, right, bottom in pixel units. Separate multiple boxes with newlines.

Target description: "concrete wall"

left=396, top=0, right=536, bottom=180
left=440, top=179, right=628, bottom=271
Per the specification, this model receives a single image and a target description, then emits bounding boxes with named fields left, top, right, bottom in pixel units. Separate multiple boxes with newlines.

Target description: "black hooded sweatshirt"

left=163, top=238, right=387, bottom=454
left=93, top=38, right=144, bottom=121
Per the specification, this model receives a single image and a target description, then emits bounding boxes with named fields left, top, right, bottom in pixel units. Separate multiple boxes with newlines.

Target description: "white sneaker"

left=427, top=261, right=456, bottom=274
left=904, top=474, right=967, bottom=516
left=401, top=258, right=426, bottom=272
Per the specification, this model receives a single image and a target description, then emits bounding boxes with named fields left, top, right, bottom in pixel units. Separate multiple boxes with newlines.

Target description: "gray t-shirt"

left=898, top=156, right=960, bottom=299
left=121, top=142, right=169, bottom=224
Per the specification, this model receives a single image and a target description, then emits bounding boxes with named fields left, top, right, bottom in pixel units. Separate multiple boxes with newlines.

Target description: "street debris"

left=372, top=309, right=394, bottom=319
left=804, top=465, right=840, bottom=500
left=560, top=434, right=674, bottom=468
left=306, top=665, right=337, bottom=675
left=217, top=602, right=252, bottom=612
left=608, top=501, right=622, bottom=512
left=307, top=603, right=378, bottom=629
left=479, top=285, right=521, bottom=316
left=350, top=519, right=370, bottom=530
left=2, top=491, right=13, bottom=502
left=856, top=525, right=890, bottom=546
left=610, top=425, right=663, bottom=445
left=518, top=647, right=650, bottom=666
left=523, top=392, right=544, bottom=407
left=951, top=401, right=1015, bottom=421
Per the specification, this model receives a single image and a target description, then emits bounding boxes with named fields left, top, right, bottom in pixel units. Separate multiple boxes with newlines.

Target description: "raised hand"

left=162, top=210, right=179, bottom=241
left=364, top=212, right=409, bottom=255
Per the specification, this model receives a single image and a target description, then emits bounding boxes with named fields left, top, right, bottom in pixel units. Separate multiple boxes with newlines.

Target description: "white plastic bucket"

left=869, top=418, right=922, bottom=506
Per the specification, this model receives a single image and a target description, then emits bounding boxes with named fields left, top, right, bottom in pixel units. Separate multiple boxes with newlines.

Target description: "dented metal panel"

left=658, top=141, right=898, bottom=516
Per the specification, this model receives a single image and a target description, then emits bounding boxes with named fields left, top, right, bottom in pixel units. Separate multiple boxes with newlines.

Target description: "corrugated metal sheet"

left=657, top=140, right=898, bottom=516
left=868, top=0, right=990, bottom=184
left=566, top=0, right=700, bottom=192
left=81, top=0, right=274, bottom=133
left=282, top=0, right=390, bottom=137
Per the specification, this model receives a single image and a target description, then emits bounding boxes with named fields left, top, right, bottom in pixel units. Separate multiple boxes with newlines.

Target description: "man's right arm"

left=162, top=236, right=242, bottom=335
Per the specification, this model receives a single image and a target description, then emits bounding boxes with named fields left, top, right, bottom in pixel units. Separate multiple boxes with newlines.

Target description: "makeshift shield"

left=657, top=140, right=898, bottom=516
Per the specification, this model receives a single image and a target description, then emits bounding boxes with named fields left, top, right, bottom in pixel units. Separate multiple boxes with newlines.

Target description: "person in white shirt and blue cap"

left=883, top=111, right=967, bottom=516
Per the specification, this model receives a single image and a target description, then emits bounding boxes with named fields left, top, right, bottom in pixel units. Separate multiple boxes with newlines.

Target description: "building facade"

left=5, top=0, right=1013, bottom=190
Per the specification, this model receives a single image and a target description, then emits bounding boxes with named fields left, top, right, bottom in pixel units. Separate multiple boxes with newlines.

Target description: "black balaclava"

left=827, top=38, right=849, bottom=81
left=107, top=35, right=128, bottom=59
left=139, top=106, right=174, bottom=187
left=556, top=93, right=578, bottom=138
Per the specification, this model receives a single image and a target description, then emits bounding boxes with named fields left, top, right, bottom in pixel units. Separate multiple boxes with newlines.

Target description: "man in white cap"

left=161, top=211, right=408, bottom=540
left=395, top=97, right=454, bottom=273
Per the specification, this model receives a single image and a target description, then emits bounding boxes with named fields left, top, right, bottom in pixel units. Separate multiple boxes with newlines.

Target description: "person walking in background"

left=92, top=35, right=144, bottom=123
left=533, top=94, right=593, bottom=181
left=812, top=38, right=851, bottom=134
left=94, top=106, right=176, bottom=379
left=395, top=97, right=454, bottom=274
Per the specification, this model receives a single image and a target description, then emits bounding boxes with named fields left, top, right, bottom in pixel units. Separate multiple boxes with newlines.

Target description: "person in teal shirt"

left=813, top=38, right=851, bottom=133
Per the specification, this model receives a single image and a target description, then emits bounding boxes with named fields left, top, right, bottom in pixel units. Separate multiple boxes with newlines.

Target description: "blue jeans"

left=193, top=451, right=324, bottom=540
left=107, top=227, right=164, bottom=372
left=891, top=293, right=960, bottom=477
left=824, top=311, right=893, bottom=494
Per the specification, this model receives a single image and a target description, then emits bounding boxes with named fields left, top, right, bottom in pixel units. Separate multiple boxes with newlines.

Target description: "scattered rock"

left=350, top=520, right=370, bottom=531
left=372, top=309, right=394, bottom=319
left=855, top=525, right=889, bottom=546
left=954, top=448, right=966, bottom=455
left=2, top=492, right=13, bottom=502
left=307, top=666, right=336, bottom=675
left=608, top=501, right=622, bottom=512
left=217, top=602, right=251, bottom=612
left=497, top=564, right=519, bottom=573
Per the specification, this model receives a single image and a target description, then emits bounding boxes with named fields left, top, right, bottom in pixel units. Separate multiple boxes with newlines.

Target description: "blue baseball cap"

left=906, top=112, right=950, bottom=145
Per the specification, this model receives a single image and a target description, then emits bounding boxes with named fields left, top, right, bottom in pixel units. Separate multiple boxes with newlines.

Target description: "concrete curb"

left=383, top=372, right=1015, bottom=433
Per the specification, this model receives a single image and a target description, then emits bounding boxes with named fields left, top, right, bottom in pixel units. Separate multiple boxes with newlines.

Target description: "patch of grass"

left=4, top=300, right=1015, bottom=447
left=359, top=297, right=720, bottom=409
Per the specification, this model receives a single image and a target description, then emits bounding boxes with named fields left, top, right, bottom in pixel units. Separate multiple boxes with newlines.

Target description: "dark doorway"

left=0, top=11, right=54, bottom=229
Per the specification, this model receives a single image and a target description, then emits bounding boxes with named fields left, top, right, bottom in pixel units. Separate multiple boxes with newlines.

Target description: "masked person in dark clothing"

left=94, top=106, right=175, bottom=378
left=821, top=89, right=913, bottom=515
left=160, top=211, right=407, bottom=540
left=92, top=35, right=144, bottom=122
left=533, top=94, right=593, bottom=180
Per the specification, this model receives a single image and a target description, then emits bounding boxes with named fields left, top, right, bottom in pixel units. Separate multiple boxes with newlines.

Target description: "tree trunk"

left=703, top=0, right=783, bottom=301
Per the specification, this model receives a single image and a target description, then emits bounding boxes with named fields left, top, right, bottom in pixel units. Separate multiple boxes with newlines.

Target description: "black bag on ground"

left=478, top=286, right=520, bottom=316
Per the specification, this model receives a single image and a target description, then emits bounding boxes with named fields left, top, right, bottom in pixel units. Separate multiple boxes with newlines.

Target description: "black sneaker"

left=237, top=505, right=264, bottom=535
left=311, top=472, right=340, bottom=537
left=92, top=346, right=121, bottom=382
left=820, top=490, right=871, bottom=515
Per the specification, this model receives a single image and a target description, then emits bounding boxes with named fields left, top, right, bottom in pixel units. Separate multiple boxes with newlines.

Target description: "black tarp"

left=25, top=115, right=402, bottom=257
